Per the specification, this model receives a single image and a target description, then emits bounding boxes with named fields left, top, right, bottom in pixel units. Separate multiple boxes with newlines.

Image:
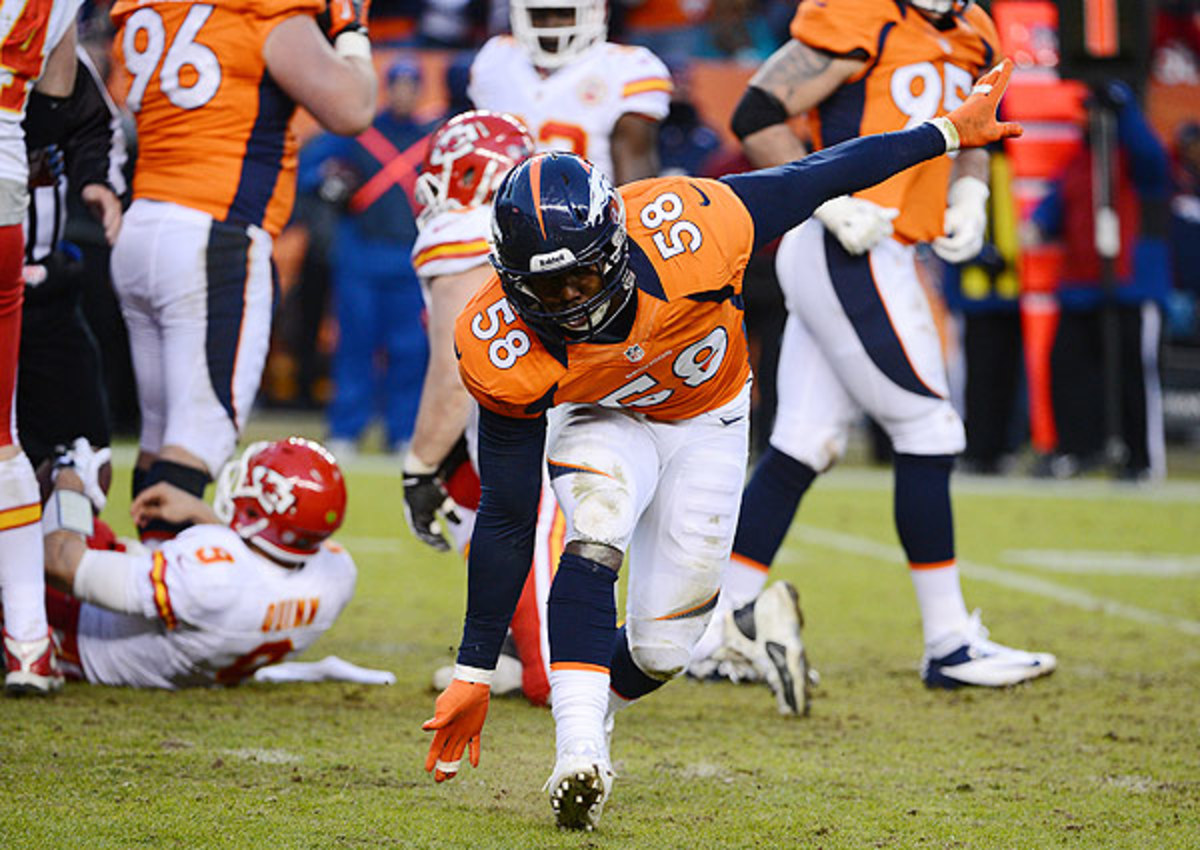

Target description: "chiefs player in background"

left=41, top=437, right=356, bottom=688
left=422, top=62, right=1024, bottom=830
left=108, top=0, right=376, bottom=543
left=404, top=111, right=560, bottom=705
left=696, top=0, right=1056, bottom=696
left=467, top=0, right=671, bottom=185
left=0, top=0, right=80, bottom=696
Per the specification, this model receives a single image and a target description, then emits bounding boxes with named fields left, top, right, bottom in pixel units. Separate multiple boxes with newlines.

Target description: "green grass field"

left=2, top=433, right=1198, bottom=849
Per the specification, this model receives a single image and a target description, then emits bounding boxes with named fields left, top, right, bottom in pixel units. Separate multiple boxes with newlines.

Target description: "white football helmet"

left=510, top=0, right=606, bottom=70
left=908, top=0, right=973, bottom=18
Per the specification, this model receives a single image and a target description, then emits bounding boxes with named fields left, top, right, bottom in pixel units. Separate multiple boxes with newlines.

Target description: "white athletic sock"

left=0, top=451, right=48, bottom=640
left=725, top=557, right=770, bottom=608
left=688, top=557, right=770, bottom=666
left=909, top=561, right=970, bottom=648
left=550, top=667, right=611, bottom=761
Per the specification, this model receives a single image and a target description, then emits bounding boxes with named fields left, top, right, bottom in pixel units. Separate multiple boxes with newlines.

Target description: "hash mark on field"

left=796, top=526, right=1200, bottom=637
left=1001, top=550, right=1200, bottom=576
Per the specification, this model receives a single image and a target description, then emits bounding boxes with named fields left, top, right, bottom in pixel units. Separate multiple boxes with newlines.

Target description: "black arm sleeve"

left=720, top=122, right=947, bottom=252
left=455, top=407, right=547, bottom=670
left=61, top=56, right=125, bottom=195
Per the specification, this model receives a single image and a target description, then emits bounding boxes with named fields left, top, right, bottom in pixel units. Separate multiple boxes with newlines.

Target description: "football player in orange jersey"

left=697, top=0, right=1056, bottom=704
left=108, top=0, right=377, bottom=542
left=405, top=110, right=558, bottom=705
left=422, top=59, right=1022, bottom=830
left=0, top=0, right=81, bottom=696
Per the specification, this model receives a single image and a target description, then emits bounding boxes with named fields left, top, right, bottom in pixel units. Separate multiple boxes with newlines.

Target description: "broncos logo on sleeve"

left=454, top=175, right=756, bottom=421
left=791, top=0, right=1000, bottom=243
left=111, top=0, right=322, bottom=237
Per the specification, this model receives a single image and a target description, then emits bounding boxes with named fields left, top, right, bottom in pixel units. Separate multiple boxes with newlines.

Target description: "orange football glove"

left=422, top=678, right=490, bottom=782
left=317, top=0, right=371, bottom=41
left=943, top=58, right=1023, bottom=150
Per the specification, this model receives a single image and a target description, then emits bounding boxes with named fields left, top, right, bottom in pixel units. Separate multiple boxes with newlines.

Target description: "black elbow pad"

left=730, top=86, right=789, bottom=141
left=22, top=91, right=71, bottom=150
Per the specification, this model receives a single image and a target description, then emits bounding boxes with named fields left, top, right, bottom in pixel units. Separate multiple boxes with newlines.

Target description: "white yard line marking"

left=795, top=525, right=1200, bottom=637
left=105, top=445, right=1200, bottom=502
left=1001, top=549, right=1200, bottom=577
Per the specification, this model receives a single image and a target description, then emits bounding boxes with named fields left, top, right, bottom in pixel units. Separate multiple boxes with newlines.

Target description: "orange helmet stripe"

left=529, top=155, right=547, bottom=239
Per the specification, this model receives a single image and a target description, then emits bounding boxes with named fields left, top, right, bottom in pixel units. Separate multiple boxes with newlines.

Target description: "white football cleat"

left=4, top=630, right=63, bottom=697
left=721, top=581, right=813, bottom=716
left=544, top=746, right=614, bottom=832
left=922, top=610, right=1057, bottom=689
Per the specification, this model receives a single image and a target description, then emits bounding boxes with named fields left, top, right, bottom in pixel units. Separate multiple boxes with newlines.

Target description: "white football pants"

left=771, top=219, right=965, bottom=471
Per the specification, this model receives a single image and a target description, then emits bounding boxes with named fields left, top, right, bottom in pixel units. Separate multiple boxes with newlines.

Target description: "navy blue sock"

left=138, top=460, right=212, bottom=541
left=548, top=552, right=618, bottom=668
left=893, top=453, right=955, bottom=564
left=607, top=625, right=667, bottom=701
left=131, top=466, right=149, bottom=498
left=731, top=447, right=818, bottom=568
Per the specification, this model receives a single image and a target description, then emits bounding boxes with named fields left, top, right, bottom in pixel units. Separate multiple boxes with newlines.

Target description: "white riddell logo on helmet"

left=252, top=467, right=297, bottom=515
left=530, top=247, right=575, bottom=271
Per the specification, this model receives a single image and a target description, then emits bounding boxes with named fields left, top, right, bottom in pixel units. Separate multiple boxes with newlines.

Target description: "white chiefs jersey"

left=76, top=525, right=356, bottom=689
left=0, top=0, right=82, bottom=187
left=468, top=36, right=671, bottom=181
left=412, top=205, right=493, bottom=284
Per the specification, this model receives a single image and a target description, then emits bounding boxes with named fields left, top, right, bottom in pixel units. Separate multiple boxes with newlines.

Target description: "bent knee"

left=629, top=640, right=691, bottom=682
left=887, top=403, right=965, bottom=456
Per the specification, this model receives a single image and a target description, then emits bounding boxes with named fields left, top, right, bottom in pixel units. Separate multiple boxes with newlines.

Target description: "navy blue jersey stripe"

left=629, top=240, right=665, bottom=300
left=816, top=74, right=867, bottom=147
left=226, top=73, right=294, bottom=229
left=205, top=221, right=252, bottom=425
left=823, top=229, right=940, bottom=399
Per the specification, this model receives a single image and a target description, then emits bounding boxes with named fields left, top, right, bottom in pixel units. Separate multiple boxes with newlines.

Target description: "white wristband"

left=453, top=664, right=494, bottom=686
left=404, top=451, right=439, bottom=476
left=928, top=117, right=960, bottom=153
left=334, top=30, right=371, bottom=61
left=42, top=489, right=94, bottom=537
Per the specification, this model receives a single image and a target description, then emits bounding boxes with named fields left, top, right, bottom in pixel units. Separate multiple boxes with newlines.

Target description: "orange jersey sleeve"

left=454, top=175, right=756, bottom=422
left=111, top=0, right=322, bottom=237
left=794, top=0, right=1000, bottom=243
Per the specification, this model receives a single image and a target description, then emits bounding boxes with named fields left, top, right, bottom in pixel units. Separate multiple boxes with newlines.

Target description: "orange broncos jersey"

left=455, top=176, right=756, bottom=422
left=792, top=0, right=1000, bottom=243
left=111, top=0, right=322, bottom=237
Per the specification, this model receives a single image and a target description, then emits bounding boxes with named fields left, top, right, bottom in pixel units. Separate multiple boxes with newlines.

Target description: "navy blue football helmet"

left=490, top=152, right=633, bottom=342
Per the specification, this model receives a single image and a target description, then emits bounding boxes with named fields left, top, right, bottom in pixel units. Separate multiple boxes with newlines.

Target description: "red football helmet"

left=415, top=110, right=535, bottom=220
left=213, top=437, right=347, bottom=565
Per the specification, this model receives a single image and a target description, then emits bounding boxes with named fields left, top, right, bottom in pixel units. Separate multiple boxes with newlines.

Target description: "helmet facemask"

left=214, top=438, right=346, bottom=566
left=491, top=159, right=634, bottom=342
left=414, top=111, right=535, bottom=223
left=498, top=241, right=634, bottom=341
left=908, top=0, right=973, bottom=23
left=510, top=0, right=606, bottom=70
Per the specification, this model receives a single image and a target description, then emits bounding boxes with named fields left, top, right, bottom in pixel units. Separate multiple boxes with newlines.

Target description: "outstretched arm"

left=424, top=406, right=545, bottom=782
left=723, top=59, right=1022, bottom=251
